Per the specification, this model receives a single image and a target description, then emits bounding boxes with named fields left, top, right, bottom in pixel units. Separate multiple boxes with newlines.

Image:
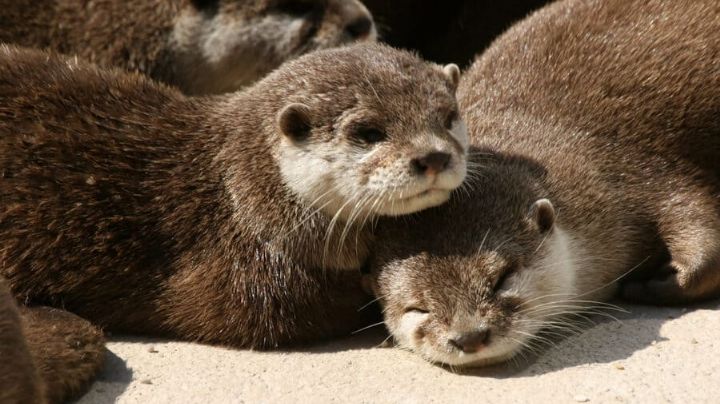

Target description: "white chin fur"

left=375, top=189, right=452, bottom=216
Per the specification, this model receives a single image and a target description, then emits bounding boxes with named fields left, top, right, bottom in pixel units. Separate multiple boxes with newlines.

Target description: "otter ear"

left=277, top=103, right=312, bottom=141
left=443, top=64, right=460, bottom=90
left=529, top=198, right=555, bottom=233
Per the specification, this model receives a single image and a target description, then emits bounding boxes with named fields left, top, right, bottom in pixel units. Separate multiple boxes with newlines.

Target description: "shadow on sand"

left=74, top=350, right=133, bottom=404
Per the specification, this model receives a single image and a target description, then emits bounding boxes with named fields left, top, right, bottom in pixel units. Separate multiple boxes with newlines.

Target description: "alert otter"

left=0, top=0, right=376, bottom=94
left=368, top=0, right=720, bottom=367
left=0, top=43, right=466, bottom=353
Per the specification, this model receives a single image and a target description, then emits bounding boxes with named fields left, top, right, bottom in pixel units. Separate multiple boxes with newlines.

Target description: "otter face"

left=274, top=45, right=467, bottom=222
left=172, top=0, right=376, bottom=94
left=369, top=162, right=578, bottom=367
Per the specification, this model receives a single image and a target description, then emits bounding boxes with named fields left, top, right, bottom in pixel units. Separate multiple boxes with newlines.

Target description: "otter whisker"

left=573, top=256, right=651, bottom=299
left=351, top=321, right=386, bottom=335
left=357, top=295, right=384, bottom=312
left=337, top=192, right=371, bottom=255
left=322, top=190, right=362, bottom=268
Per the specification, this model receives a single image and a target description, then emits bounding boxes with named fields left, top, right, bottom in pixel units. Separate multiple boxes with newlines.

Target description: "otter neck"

left=190, top=93, right=373, bottom=271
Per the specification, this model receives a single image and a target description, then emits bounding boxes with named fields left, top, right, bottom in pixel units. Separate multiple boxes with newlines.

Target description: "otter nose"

left=345, top=16, right=373, bottom=39
left=412, top=152, right=451, bottom=176
left=448, top=329, right=490, bottom=354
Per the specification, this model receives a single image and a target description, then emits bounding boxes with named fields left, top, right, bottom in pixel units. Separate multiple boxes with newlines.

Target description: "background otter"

left=368, top=0, right=720, bottom=367
left=0, top=42, right=465, bottom=355
left=0, top=0, right=376, bottom=94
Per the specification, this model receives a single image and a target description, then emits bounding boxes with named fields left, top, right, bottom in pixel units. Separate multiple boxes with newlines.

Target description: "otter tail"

left=1, top=279, right=106, bottom=404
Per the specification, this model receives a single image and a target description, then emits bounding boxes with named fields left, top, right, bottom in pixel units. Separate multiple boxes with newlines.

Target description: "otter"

left=0, top=278, right=43, bottom=404
left=0, top=0, right=376, bottom=94
left=367, top=0, right=720, bottom=367
left=1, top=278, right=104, bottom=404
left=0, top=43, right=466, bottom=356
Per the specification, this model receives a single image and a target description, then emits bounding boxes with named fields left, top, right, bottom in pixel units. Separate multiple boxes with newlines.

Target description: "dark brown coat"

left=0, top=278, right=44, bottom=404
left=2, top=277, right=105, bottom=404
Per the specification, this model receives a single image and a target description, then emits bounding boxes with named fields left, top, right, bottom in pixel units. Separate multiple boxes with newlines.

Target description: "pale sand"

left=77, top=300, right=719, bottom=403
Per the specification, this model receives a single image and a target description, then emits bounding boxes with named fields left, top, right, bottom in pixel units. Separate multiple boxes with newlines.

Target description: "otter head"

left=368, top=155, right=579, bottom=367
left=266, top=44, right=467, bottom=222
left=172, top=0, right=377, bottom=94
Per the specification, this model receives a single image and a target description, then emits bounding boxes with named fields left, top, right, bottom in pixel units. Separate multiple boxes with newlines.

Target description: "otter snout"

left=335, top=0, right=377, bottom=41
left=412, top=152, right=452, bottom=176
left=448, top=328, right=490, bottom=354
left=344, top=16, right=374, bottom=40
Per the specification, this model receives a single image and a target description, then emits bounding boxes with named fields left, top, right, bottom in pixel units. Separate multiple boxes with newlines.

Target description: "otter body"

left=0, top=0, right=376, bottom=94
left=0, top=44, right=466, bottom=350
left=370, top=0, right=720, bottom=367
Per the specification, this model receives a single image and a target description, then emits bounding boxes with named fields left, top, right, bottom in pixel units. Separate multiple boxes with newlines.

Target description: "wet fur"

left=370, top=0, right=720, bottom=366
left=0, top=0, right=376, bottom=94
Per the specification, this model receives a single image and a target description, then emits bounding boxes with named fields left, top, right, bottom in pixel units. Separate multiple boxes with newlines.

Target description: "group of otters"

left=0, top=0, right=719, bottom=402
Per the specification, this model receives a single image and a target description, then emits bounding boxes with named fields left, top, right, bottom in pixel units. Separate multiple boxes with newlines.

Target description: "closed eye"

left=493, top=264, right=517, bottom=293
left=404, top=306, right=429, bottom=314
left=350, top=126, right=387, bottom=145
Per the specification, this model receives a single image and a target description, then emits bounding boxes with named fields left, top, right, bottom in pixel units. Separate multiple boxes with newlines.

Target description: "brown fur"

left=0, top=0, right=376, bottom=94
left=0, top=43, right=463, bottom=352
left=362, top=0, right=551, bottom=67
left=1, top=277, right=105, bottom=403
left=20, top=306, right=105, bottom=404
left=369, top=0, right=720, bottom=366
left=0, top=278, right=44, bottom=404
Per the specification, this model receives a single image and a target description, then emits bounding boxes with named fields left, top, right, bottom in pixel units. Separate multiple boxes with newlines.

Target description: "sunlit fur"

left=369, top=0, right=720, bottom=368
left=275, top=66, right=467, bottom=222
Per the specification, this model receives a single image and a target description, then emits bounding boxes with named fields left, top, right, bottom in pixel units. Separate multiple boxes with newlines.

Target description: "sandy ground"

left=76, top=300, right=719, bottom=404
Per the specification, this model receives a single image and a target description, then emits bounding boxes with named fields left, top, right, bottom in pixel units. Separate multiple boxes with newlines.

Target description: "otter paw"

left=621, top=264, right=694, bottom=305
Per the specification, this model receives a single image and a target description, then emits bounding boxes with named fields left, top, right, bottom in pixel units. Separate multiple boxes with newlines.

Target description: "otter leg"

left=622, top=211, right=720, bottom=304
left=20, top=306, right=106, bottom=404
left=0, top=279, right=45, bottom=404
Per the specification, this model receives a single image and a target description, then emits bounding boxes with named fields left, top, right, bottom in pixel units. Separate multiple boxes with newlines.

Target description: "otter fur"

left=0, top=43, right=467, bottom=354
left=0, top=278, right=44, bottom=404
left=0, top=0, right=377, bottom=94
left=1, top=277, right=104, bottom=404
left=368, top=0, right=720, bottom=367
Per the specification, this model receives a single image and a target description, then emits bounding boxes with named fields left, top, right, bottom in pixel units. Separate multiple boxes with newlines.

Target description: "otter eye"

left=404, top=307, right=429, bottom=314
left=493, top=264, right=517, bottom=293
left=444, top=110, right=459, bottom=130
left=352, top=127, right=387, bottom=145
